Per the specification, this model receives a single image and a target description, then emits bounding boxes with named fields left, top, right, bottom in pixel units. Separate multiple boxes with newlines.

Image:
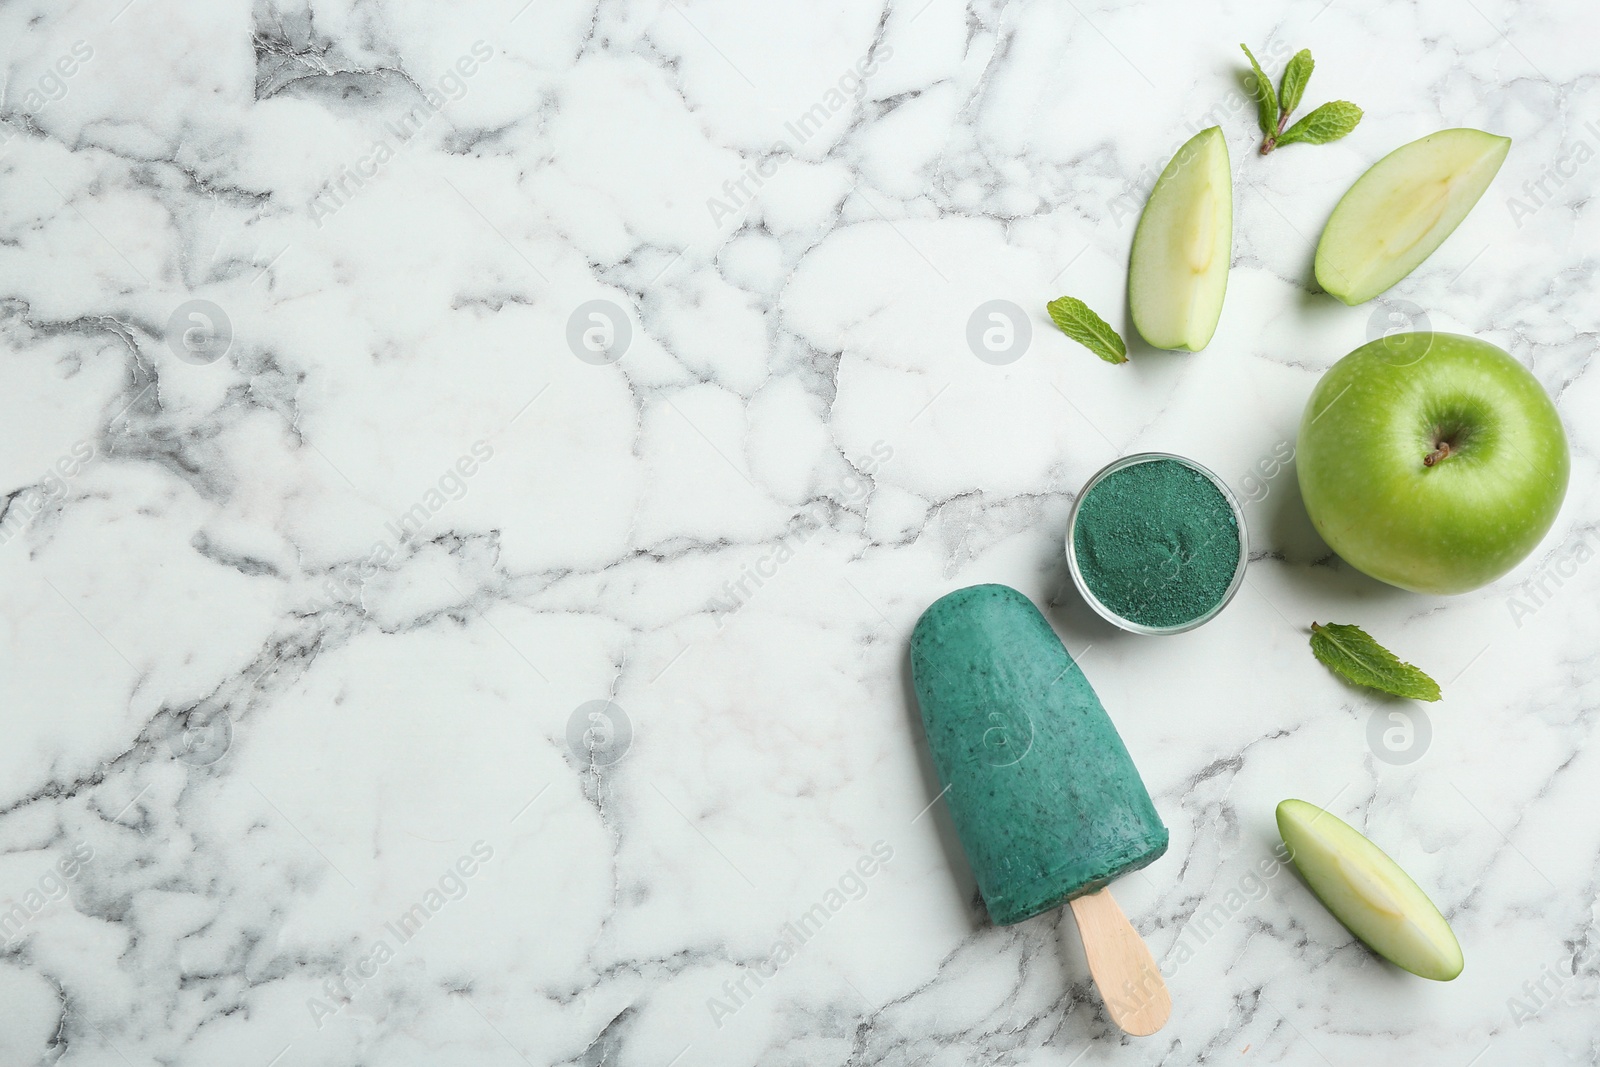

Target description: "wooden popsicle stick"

left=1068, top=886, right=1171, bottom=1037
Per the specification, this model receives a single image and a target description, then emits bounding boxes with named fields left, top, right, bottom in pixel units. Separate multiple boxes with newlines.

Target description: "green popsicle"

left=910, top=584, right=1171, bottom=1034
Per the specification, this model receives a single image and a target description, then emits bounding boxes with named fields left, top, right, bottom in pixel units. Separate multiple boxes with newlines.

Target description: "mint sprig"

left=1309, top=622, right=1441, bottom=701
left=1046, top=295, right=1127, bottom=364
left=1241, top=44, right=1362, bottom=155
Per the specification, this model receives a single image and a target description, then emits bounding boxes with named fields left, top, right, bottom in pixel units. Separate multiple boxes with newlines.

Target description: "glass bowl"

left=1064, top=451, right=1249, bottom=635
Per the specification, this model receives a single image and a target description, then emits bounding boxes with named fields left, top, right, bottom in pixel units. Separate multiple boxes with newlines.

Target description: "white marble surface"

left=2, top=0, right=1598, bottom=1063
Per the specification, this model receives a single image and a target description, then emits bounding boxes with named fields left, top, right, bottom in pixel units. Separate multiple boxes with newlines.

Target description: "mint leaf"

left=1046, top=295, right=1127, bottom=364
left=1278, top=49, right=1314, bottom=116
left=1240, top=43, right=1278, bottom=138
left=1276, top=100, right=1363, bottom=147
left=1309, top=623, right=1441, bottom=701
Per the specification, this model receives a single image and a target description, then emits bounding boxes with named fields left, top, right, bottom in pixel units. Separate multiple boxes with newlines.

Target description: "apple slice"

left=1315, top=128, right=1510, bottom=305
left=1129, top=126, right=1232, bottom=351
left=1277, top=799, right=1463, bottom=981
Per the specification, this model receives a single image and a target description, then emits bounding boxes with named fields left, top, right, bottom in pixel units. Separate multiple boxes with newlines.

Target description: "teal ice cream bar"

left=910, top=584, right=1168, bottom=925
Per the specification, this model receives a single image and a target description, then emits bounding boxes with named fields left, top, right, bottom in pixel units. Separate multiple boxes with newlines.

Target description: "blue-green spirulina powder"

left=1072, top=458, right=1241, bottom=629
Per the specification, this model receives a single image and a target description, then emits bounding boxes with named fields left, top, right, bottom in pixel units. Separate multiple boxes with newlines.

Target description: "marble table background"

left=2, top=0, right=1598, bottom=1063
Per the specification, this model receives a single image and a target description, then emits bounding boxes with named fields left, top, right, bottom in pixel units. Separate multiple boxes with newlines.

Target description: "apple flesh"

left=1277, top=799, right=1463, bottom=981
left=1315, top=128, right=1510, bottom=305
left=1297, top=332, right=1567, bottom=594
left=1129, top=126, right=1232, bottom=351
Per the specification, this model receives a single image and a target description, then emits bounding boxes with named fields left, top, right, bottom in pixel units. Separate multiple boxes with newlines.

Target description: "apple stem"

left=1423, top=442, right=1453, bottom=467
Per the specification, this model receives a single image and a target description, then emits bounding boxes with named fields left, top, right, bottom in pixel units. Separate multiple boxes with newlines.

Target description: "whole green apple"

left=1297, top=333, right=1568, bottom=594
